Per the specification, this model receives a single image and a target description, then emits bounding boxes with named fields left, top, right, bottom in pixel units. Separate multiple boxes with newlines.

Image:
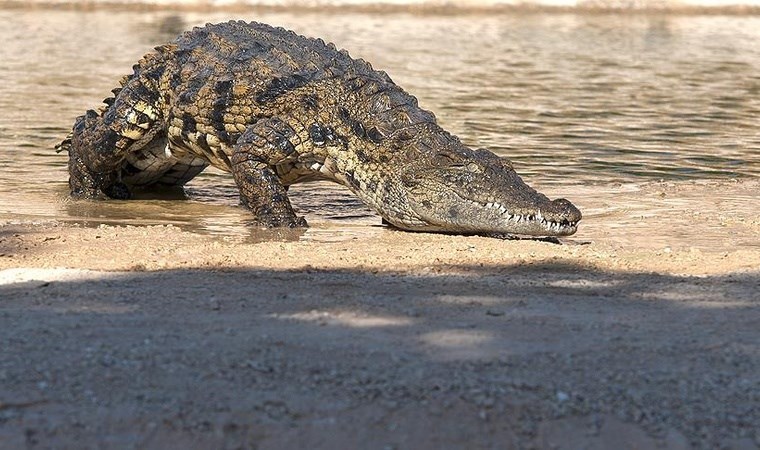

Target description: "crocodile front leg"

left=231, top=118, right=307, bottom=228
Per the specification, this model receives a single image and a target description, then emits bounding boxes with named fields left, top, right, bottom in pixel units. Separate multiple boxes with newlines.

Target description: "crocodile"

left=59, top=21, right=581, bottom=236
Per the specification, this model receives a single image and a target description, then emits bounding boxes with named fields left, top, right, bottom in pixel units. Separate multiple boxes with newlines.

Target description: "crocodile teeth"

left=502, top=212, right=580, bottom=231
left=534, top=216, right=578, bottom=232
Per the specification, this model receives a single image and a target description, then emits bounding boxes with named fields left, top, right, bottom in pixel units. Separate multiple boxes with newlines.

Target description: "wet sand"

left=1, top=179, right=759, bottom=449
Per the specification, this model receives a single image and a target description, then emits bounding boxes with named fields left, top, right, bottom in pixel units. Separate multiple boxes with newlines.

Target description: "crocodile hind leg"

left=68, top=77, right=162, bottom=199
left=68, top=110, right=133, bottom=199
left=231, top=118, right=307, bottom=228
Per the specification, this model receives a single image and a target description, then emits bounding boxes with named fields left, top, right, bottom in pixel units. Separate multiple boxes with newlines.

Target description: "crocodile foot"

left=248, top=214, right=308, bottom=228
left=68, top=153, right=131, bottom=200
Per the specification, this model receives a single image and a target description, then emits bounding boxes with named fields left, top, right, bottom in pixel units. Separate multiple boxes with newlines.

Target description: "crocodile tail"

left=95, top=74, right=132, bottom=115
left=58, top=45, right=163, bottom=155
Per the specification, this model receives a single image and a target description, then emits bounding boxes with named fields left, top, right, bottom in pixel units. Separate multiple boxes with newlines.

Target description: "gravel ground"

left=1, top=180, right=759, bottom=449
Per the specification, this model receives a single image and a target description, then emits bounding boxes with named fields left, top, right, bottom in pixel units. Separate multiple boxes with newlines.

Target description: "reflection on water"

left=569, top=180, right=759, bottom=251
left=0, top=9, right=758, bottom=248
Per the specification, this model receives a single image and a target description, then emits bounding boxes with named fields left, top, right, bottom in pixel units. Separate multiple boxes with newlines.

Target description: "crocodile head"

left=391, top=147, right=581, bottom=237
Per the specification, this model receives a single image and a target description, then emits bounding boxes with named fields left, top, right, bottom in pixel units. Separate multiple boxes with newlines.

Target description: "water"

left=0, top=9, right=758, bottom=244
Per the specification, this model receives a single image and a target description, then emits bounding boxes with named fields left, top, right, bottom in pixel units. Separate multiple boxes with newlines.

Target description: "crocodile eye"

left=435, top=152, right=463, bottom=167
left=466, top=162, right=482, bottom=173
left=473, top=148, right=511, bottom=169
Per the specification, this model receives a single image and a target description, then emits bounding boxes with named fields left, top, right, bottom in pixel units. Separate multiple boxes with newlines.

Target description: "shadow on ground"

left=0, top=263, right=758, bottom=449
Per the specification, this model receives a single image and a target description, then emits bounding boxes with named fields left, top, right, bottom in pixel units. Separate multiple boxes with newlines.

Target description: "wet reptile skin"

left=60, top=21, right=581, bottom=235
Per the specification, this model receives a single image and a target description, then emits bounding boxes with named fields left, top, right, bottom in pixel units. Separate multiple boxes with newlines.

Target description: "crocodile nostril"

left=551, top=198, right=582, bottom=222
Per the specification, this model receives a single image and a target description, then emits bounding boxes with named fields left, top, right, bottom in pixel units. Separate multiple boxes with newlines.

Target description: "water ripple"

left=0, top=10, right=758, bottom=228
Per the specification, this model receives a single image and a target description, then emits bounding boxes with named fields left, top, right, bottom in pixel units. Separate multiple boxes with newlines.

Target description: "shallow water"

left=0, top=9, right=758, bottom=246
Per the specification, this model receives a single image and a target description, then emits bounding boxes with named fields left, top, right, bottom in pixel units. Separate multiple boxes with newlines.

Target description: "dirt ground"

left=1, top=180, right=759, bottom=449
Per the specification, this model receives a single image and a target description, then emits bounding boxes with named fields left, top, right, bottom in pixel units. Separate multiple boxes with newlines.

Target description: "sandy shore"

left=1, top=179, right=759, bottom=449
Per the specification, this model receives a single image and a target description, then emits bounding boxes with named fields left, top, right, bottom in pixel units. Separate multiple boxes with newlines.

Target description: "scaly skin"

left=59, top=21, right=581, bottom=235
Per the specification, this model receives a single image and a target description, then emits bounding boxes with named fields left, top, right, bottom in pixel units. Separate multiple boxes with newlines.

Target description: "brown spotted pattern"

left=60, top=21, right=581, bottom=234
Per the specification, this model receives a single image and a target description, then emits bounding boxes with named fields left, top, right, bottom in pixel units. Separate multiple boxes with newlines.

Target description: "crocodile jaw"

left=403, top=194, right=581, bottom=237
left=394, top=154, right=582, bottom=237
